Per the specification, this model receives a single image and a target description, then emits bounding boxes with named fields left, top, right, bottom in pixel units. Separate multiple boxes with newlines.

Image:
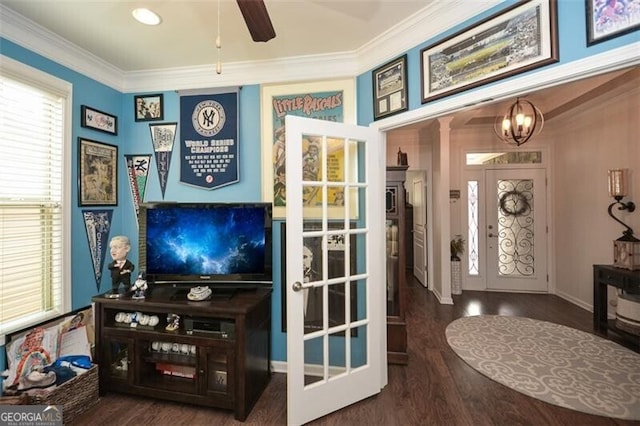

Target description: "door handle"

left=488, top=233, right=498, bottom=238
left=292, top=281, right=303, bottom=292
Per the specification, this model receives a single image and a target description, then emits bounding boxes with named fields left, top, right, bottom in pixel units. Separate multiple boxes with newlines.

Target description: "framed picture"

left=280, top=222, right=358, bottom=334
left=372, top=54, right=408, bottom=120
left=81, top=105, right=117, bottom=135
left=420, top=0, right=558, bottom=103
left=78, top=138, right=118, bottom=206
left=261, top=79, right=355, bottom=218
left=586, top=0, right=640, bottom=45
left=134, top=94, right=164, bottom=122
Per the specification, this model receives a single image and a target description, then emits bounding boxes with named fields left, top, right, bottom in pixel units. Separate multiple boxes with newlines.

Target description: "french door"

left=285, top=115, right=386, bottom=425
left=485, top=168, right=548, bottom=292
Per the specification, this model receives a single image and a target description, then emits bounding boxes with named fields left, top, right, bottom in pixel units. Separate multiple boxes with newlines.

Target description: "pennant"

left=179, top=92, right=239, bottom=189
left=125, top=154, right=151, bottom=220
left=149, top=122, right=177, bottom=199
left=82, top=209, right=113, bottom=292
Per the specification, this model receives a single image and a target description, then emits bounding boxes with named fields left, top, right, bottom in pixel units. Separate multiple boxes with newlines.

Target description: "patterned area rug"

left=446, top=315, right=640, bottom=420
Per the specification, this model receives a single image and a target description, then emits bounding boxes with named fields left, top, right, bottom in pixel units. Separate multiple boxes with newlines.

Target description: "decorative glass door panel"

left=103, top=336, right=133, bottom=383
left=486, top=168, right=547, bottom=292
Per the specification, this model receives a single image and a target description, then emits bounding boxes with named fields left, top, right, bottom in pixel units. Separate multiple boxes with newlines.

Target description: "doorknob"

left=292, top=281, right=303, bottom=292
left=488, top=233, right=498, bottom=238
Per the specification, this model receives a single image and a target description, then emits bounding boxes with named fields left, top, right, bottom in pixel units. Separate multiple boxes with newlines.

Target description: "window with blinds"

left=1, top=57, right=71, bottom=335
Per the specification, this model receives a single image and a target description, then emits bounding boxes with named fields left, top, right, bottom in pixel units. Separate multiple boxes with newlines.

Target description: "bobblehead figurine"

left=107, top=235, right=134, bottom=298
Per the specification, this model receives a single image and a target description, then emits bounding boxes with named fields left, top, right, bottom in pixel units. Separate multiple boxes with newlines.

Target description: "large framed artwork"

left=261, top=79, right=355, bottom=218
left=280, top=222, right=358, bottom=334
left=78, top=138, right=118, bottom=206
left=420, top=0, right=558, bottom=103
left=586, top=0, right=640, bottom=45
left=372, top=54, right=408, bottom=120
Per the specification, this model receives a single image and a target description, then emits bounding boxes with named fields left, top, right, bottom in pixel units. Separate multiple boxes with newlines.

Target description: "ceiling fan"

left=236, top=0, right=276, bottom=42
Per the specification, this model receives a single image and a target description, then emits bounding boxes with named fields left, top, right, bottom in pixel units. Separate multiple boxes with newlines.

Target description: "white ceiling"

left=0, top=0, right=430, bottom=72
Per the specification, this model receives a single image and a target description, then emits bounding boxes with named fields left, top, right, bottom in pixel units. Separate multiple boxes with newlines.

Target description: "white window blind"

left=0, top=58, right=70, bottom=335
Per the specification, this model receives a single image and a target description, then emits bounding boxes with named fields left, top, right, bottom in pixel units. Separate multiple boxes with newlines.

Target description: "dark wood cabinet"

left=593, top=265, right=640, bottom=351
left=386, top=165, right=409, bottom=364
left=92, top=288, right=271, bottom=421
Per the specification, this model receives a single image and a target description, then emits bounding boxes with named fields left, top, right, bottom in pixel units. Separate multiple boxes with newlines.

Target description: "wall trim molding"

left=376, top=42, right=640, bottom=131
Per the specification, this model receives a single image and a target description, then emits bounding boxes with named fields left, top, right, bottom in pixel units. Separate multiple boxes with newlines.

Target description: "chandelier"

left=494, top=97, right=544, bottom=146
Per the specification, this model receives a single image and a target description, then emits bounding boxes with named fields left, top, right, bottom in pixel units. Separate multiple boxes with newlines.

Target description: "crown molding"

left=356, top=0, right=502, bottom=73
left=1, top=2, right=500, bottom=93
left=122, top=51, right=360, bottom=93
left=0, top=5, right=124, bottom=90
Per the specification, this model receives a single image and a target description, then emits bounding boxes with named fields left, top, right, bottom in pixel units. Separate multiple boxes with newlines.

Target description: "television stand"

left=210, top=288, right=237, bottom=300
left=92, top=287, right=272, bottom=421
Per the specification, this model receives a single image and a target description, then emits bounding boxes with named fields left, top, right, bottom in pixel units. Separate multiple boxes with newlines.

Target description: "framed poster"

left=586, top=0, right=640, bottom=45
left=78, top=138, right=118, bottom=206
left=261, top=78, right=355, bottom=218
left=81, top=105, right=117, bottom=135
left=134, top=94, right=164, bottom=122
left=420, top=0, right=558, bottom=103
left=372, top=54, right=408, bottom=120
left=280, top=222, right=358, bottom=334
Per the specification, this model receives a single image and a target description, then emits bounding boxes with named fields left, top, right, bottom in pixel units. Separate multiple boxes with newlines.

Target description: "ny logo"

left=134, top=158, right=148, bottom=173
left=202, top=108, right=217, bottom=127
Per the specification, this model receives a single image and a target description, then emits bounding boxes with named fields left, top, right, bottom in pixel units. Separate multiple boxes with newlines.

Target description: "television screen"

left=139, top=202, right=273, bottom=287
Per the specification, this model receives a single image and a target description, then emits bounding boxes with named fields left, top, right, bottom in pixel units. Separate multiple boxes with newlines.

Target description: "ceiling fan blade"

left=236, top=0, right=276, bottom=42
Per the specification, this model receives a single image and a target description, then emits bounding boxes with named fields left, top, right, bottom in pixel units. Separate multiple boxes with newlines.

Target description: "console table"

left=593, top=265, right=640, bottom=350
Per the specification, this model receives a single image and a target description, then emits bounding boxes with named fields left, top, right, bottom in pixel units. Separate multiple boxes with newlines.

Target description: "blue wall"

left=1, top=0, right=638, bottom=368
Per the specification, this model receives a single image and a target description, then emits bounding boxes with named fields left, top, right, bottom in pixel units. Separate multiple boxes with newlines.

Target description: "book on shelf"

left=155, top=363, right=196, bottom=379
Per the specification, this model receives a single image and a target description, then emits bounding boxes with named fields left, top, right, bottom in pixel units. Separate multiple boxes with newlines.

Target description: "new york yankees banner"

left=179, top=91, right=239, bottom=189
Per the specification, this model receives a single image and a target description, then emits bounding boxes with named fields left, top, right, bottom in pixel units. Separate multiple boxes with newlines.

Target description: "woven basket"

left=616, top=318, right=640, bottom=336
left=7, top=365, right=99, bottom=424
left=0, top=394, right=30, bottom=405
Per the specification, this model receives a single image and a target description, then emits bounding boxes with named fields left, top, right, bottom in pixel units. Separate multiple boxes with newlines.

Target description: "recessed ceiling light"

left=132, top=8, right=162, bottom=26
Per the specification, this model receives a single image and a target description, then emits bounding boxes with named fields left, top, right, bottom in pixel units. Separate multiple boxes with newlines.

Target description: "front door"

left=485, top=168, right=548, bottom=292
left=285, top=115, right=386, bottom=425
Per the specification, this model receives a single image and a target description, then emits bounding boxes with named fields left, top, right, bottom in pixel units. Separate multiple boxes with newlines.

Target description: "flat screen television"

left=138, top=202, right=273, bottom=291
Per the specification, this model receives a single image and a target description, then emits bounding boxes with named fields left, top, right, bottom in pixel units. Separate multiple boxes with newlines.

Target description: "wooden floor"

left=71, top=276, right=638, bottom=426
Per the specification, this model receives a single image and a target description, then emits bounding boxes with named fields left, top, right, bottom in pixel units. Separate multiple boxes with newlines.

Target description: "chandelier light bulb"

left=216, top=35, right=221, bottom=49
left=524, top=116, right=532, bottom=130
left=216, top=61, right=222, bottom=75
